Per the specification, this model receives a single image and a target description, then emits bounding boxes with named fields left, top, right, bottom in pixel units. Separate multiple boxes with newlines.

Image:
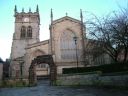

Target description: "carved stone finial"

left=51, top=8, right=53, bottom=18
left=66, top=12, right=68, bottom=16
left=14, top=5, right=17, bottom=13
left=51, top=8, right=53, bottom=22
left=29, top=7, right=31, bottom=12
left=80, top=9, right=83, bottom=19
left=22, top=8, right=24, bottom=12
left=36, top=5, right=39, bottom=12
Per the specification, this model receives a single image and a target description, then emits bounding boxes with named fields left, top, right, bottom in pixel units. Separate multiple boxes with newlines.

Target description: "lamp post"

left=73, top=36, right=78, bottom=68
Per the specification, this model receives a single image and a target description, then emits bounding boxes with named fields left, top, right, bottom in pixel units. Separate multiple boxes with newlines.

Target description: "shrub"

left=1, top=79, right=29, bottom=87
left=63, top=62, right=128, bottom=74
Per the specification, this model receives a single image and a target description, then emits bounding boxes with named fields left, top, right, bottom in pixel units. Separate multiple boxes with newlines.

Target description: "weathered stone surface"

left=99, top=75, right=128, bottom=87
left=0, top=63, right=3, bottom=80
left=56, top=73, right=128, bottom=87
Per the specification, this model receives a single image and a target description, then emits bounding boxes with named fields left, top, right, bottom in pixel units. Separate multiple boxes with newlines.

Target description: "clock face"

left=23, top=17, right=29, bottom=22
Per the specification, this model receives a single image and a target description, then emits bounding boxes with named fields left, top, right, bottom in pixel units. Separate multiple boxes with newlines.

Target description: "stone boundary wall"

left=0, top=64, right=3, bottom=80
left=56, top=73, right=128, bottom=87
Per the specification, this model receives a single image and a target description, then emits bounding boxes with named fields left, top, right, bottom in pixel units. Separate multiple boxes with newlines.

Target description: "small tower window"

left=27, top=26, right=32, bottom=38
left=20, top=26, right=26, bottom=38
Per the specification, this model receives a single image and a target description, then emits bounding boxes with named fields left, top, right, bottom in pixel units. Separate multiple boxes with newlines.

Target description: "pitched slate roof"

left=26, top=40, right=49, bottom=49
left=13, top=56, right=24, bottom=61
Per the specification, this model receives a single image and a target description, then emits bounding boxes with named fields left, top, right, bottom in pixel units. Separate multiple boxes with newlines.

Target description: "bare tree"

left=86, top=8, right=128, bottom=63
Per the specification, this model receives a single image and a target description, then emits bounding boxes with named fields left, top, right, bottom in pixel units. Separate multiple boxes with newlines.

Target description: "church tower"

left=10, top=5, right=40, bottom=78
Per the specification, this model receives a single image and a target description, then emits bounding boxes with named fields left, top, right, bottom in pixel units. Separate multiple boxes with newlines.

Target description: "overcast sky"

left=0, top=0, right=127, bottom=60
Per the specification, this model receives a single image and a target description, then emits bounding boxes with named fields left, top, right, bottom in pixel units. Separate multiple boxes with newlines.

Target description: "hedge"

left=63, top=62, right=128, bottom=74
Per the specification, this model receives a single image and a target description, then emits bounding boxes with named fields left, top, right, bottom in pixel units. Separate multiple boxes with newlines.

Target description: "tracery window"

left=20, top=26, right=26, bottom=38
left=60, top=31, right=76, bottom=60
left=27, top=26, right=32, bottom=38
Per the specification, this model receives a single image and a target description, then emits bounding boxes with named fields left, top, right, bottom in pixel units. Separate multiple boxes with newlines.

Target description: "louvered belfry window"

left=27, top=26, right=32, bottom=38
left=20, top=26, right=26, bottom=38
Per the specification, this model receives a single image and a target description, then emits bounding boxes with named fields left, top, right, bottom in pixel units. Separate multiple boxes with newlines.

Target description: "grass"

left=1, top=79, right=29, bottom=88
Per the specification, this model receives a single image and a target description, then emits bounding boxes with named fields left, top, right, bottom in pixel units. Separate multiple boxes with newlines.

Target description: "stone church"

left=10, top=5, right=86, bottom=79
left=10, top=5, right=111, bottom=79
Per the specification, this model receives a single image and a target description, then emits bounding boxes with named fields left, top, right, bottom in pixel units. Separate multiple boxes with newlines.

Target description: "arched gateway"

left=29, top=55, right=56, bottom=85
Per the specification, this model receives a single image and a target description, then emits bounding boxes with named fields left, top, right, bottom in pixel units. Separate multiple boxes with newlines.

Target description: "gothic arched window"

left=27, top=26, right=32, bottom=38
left=20, top=26, right=26, bottom=38
left=60, top=31, right=76, bottom=60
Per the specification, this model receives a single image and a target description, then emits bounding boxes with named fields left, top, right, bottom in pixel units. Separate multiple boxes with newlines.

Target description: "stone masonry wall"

left=56, top=73, right=128, bottom=87
left=0, top=63, right=3, bottom=80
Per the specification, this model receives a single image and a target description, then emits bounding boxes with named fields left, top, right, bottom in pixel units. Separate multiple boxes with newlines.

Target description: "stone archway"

left=29, top=55, right=56, bottom=86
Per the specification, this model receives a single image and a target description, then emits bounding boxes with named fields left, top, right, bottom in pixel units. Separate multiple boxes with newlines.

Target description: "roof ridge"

left=52, top=16, right=81, bottom=25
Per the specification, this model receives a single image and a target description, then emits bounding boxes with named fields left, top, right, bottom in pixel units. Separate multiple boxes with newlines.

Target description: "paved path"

left=0, top=80, right=128, bottom=96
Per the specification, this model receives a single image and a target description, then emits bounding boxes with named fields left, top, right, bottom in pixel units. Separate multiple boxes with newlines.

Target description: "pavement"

left=0, top=80, right=128, bottom=96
